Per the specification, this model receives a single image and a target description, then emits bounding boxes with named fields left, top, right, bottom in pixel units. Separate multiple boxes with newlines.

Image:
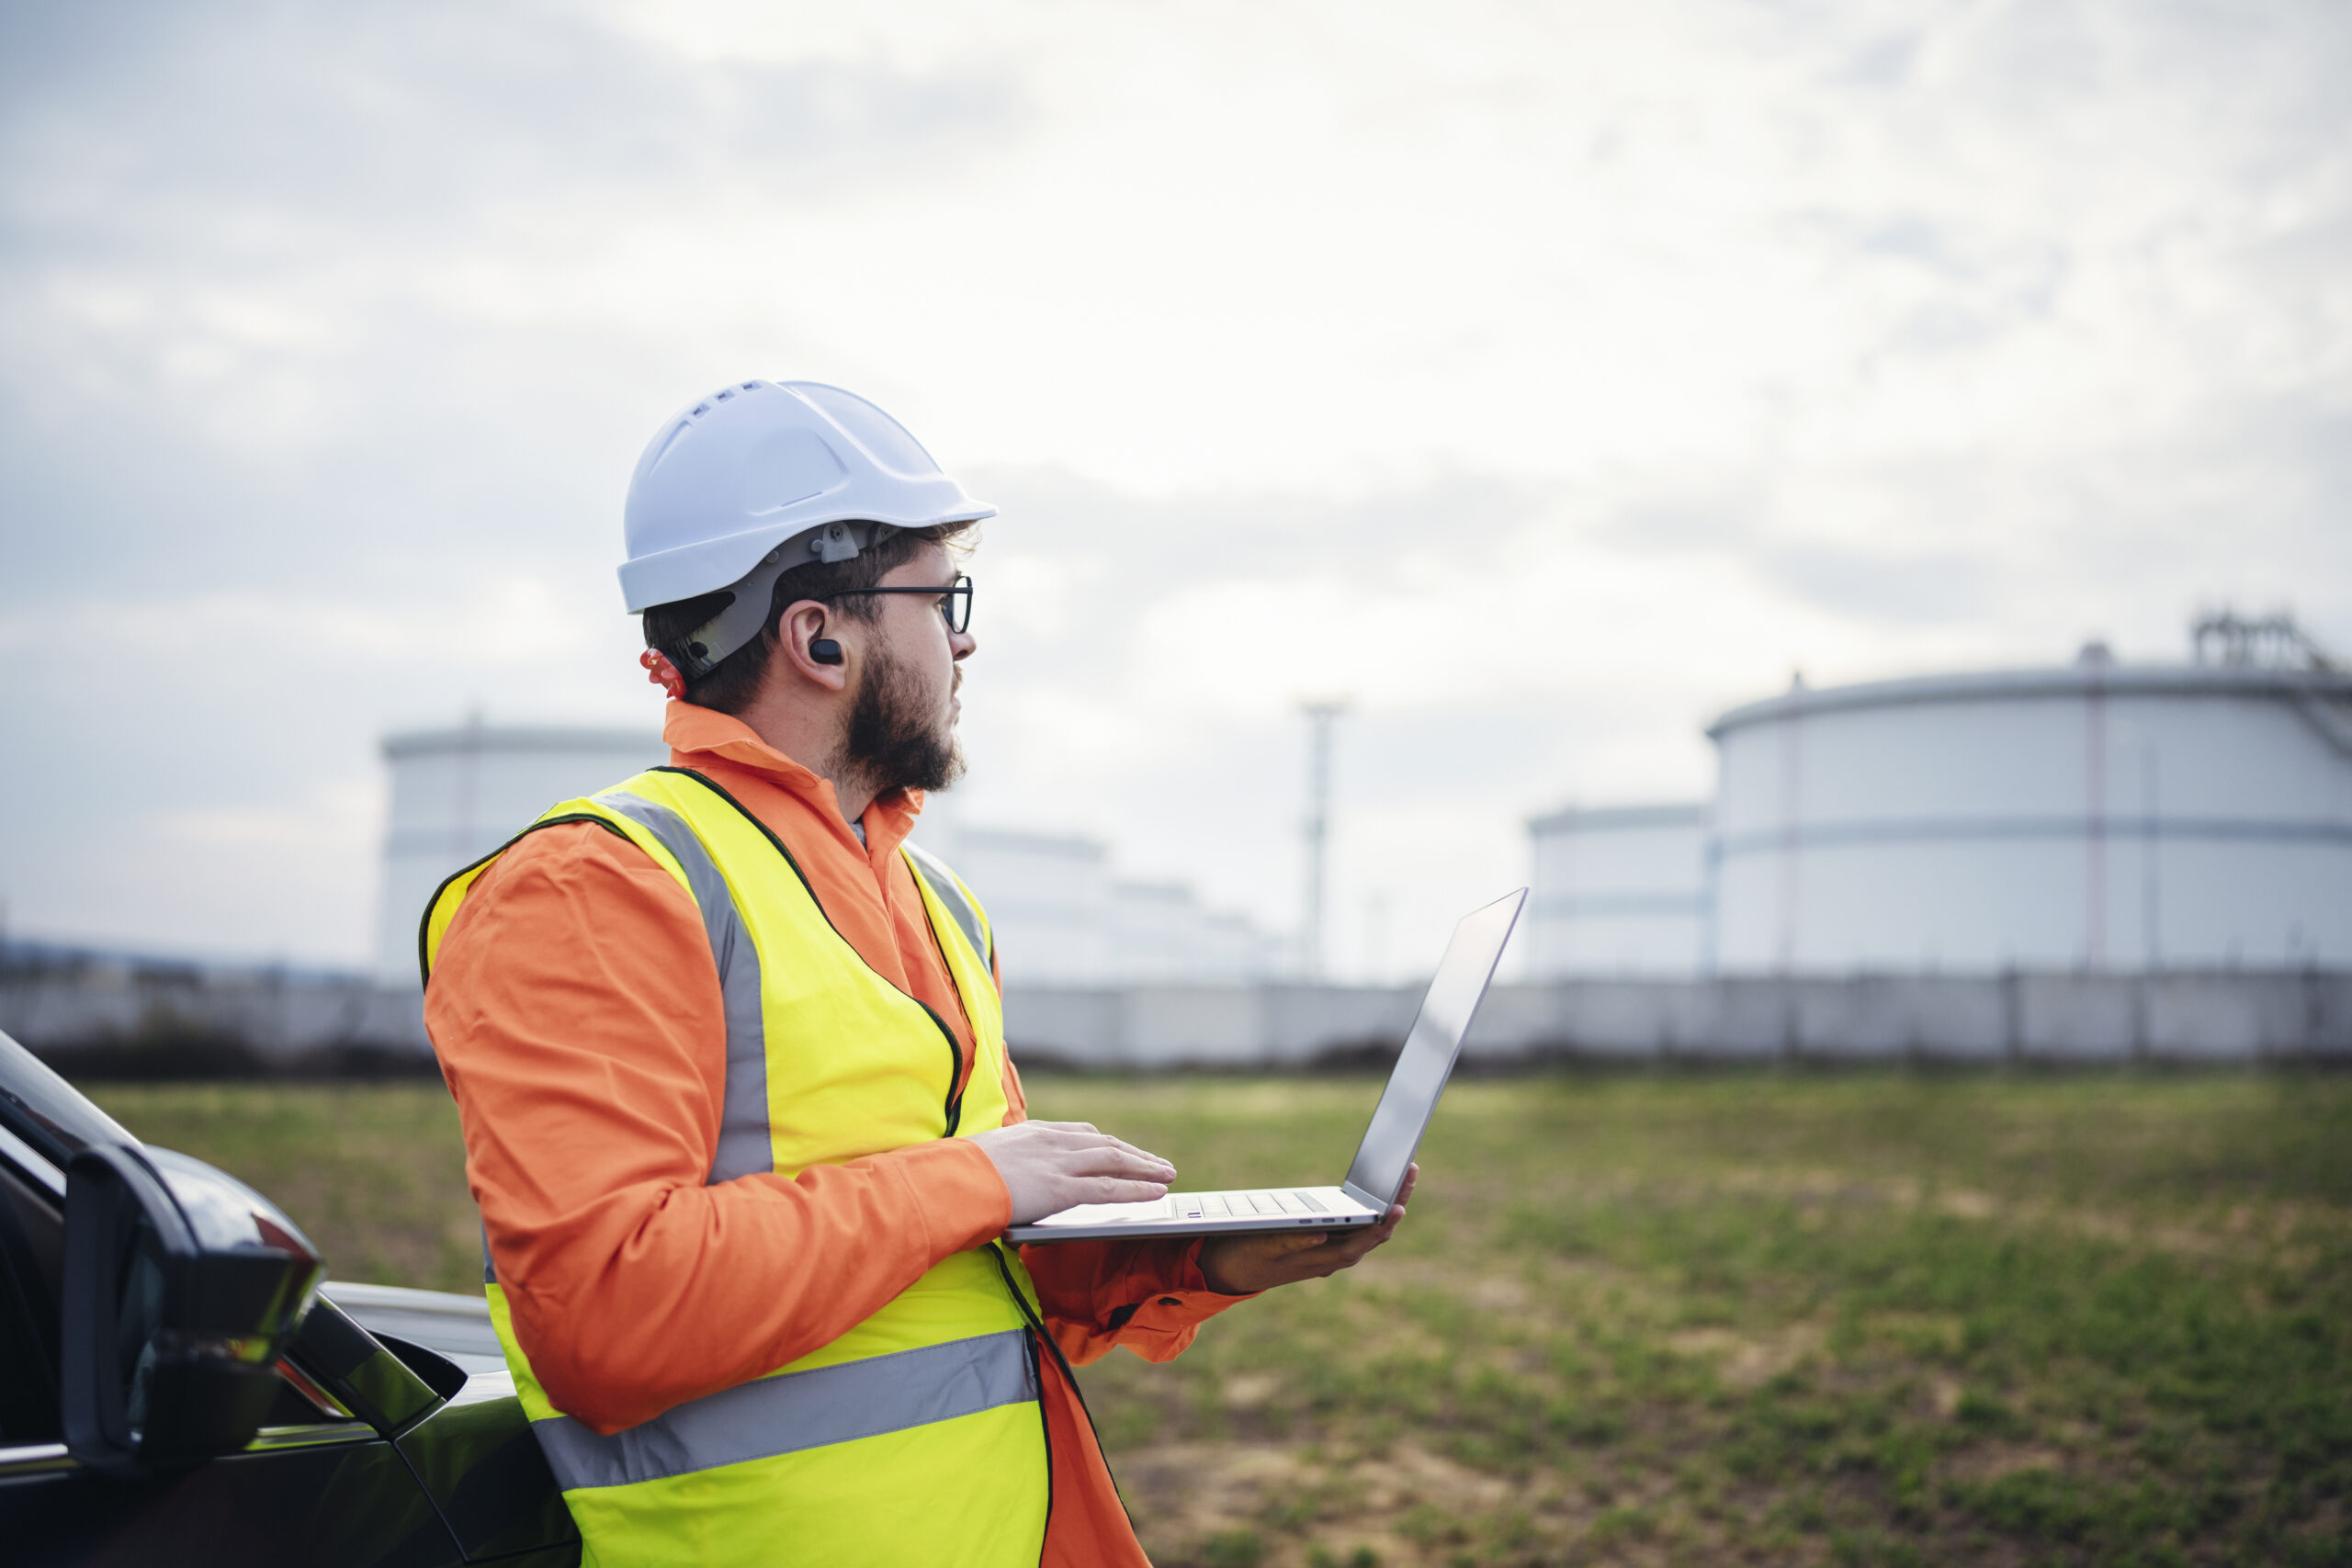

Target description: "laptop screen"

left=1341, top=889, right=1525, bottom=1208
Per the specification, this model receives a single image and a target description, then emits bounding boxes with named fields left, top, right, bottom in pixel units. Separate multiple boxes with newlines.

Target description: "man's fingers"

left=1314, top=1204, right=1405, bottom=1266
left=1039, top=1125, right=1173, bottom=1175
left=1057, top=1142, right=1174, bottom=1181
left=1094, top=1134, right=1174, bottom=1171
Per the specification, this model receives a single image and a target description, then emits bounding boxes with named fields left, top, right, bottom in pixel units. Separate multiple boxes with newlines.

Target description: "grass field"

left=84, top=1073, right=2351, bottom=1568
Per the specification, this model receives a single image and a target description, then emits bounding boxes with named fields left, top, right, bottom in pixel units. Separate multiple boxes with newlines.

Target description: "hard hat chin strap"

left=667, top=522, right=885, bottom=679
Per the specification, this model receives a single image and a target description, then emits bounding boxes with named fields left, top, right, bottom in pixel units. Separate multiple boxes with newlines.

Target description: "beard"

left=843, top=643, right=965, bottom=795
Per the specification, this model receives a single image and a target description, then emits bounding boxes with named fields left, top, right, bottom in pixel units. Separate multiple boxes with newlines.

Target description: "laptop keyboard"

left=1180, top=1190, right=1328, bottom=1219
left=1018, top=1186, right=1367, bottom=1229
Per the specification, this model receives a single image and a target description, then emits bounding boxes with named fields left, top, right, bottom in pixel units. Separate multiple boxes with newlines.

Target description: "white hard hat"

left=618, top=379, right=995, bottom=615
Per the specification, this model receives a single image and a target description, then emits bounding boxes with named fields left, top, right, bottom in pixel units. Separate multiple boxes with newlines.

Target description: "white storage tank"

left=938, top=827, right=1116, bottom=986
left=1526, top=804, right=1709, bottom=976
left=921, top=825, right=1278, bottom=985
left=1707, top=622, right=2352, bottom=974
left=1109, top=881, right=1275, bottom=986
left=376, top=721, right=666, bottom=984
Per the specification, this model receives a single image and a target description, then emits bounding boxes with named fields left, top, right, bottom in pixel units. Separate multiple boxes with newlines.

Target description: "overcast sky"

left=2, top=0, right=2346, bottom=978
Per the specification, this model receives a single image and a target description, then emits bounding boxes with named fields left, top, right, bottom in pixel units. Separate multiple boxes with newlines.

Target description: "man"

left=424, top=379, right=1413, bottom=1568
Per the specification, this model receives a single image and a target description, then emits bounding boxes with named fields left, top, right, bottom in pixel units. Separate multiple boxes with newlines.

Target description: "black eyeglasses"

left=827, top=574, right=974, bottom=634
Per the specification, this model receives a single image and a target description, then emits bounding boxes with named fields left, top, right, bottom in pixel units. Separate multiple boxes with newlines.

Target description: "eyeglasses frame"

left=820, top=574, right=974, bottom=635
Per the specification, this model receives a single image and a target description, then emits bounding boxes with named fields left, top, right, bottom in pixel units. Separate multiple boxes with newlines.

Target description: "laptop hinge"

left=1340, top=1180, right=1390, bottom=1214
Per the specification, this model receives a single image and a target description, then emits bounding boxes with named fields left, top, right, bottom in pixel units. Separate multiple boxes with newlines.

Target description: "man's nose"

left=950, top=629, right=977, bottom=661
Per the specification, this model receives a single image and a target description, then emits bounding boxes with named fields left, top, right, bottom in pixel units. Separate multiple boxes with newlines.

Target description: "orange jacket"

left=427, top=702, right=1241, bottom=1567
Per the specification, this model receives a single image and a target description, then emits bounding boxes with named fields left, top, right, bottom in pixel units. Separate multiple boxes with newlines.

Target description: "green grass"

left=82, top=1073, right=2352, bottom=1566
left=1025, top=1074, right=2352, bottom=1567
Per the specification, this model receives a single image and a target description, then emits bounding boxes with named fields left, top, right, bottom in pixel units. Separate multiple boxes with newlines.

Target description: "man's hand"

left=971, top=1121, right=1177, bottom=1225
left=1198, top=1166, right=1418, bottom=1295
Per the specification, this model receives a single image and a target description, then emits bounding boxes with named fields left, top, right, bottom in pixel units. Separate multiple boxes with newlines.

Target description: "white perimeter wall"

left=995, top=972, right=2352, bottom=1066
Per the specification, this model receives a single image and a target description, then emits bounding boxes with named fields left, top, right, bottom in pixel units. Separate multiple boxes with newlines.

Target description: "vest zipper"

left=923, top=999, right=967, bottom=1136
left=909, top=871, right=985, bottom=1136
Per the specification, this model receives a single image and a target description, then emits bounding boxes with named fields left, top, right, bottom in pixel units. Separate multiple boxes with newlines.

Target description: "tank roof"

left=1707, top=661, right=2352, bottom=739
left=1528, top=801, right=1708, bottom=834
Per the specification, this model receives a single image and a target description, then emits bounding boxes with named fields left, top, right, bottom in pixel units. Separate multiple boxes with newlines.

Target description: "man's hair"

left=641, top=521, right=974, bottom=714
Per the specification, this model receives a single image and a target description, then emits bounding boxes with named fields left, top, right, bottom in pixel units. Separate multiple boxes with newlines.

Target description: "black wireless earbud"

left=809, top=637, right=843, bottom=666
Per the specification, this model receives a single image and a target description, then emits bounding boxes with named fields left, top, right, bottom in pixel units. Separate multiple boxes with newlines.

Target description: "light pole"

left=1299, top=699, right=1349, bottom=981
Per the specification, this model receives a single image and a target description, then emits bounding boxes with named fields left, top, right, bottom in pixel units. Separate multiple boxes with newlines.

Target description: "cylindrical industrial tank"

left=376, top=722, right=667, bottom=984
left=1526, top=804, right=1709, bottom=976
left=922, top=824, right=1276, bottom=986
left=935, top=826, right=1117, bottom=986
left=1706, top=649, right=2352, bottom=974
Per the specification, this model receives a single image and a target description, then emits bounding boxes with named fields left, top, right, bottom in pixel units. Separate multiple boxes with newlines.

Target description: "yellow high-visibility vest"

left=424, top=765, right=1048, bottom=1568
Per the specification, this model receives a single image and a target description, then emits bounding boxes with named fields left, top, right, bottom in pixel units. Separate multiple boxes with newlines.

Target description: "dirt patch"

left=1935, top=1187, right=1999, bottom=1220
left=1667, top=1321, right=1826, bottom=1387
left=1943, top=1442, right=2071, bottom=1483
left=1125, top=1438, right=1586, bottom=1567
left=1222, top=1372, right=1281, bottom=1410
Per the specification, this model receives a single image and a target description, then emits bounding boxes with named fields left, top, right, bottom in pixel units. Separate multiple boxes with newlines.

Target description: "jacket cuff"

left=1104, top=1238, right=1258, bottom=1349
left=890, top=1137, right=1013, bottom=1256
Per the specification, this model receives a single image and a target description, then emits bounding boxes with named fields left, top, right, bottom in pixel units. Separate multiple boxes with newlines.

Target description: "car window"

left=0, top=1158, right=63, bottom=1442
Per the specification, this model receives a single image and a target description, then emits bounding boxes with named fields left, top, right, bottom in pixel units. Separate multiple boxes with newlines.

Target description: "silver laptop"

left=1009, top=888, right=1526, bottom=1245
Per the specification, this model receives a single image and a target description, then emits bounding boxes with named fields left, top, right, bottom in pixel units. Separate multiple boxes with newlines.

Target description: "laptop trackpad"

left=1026, top=1197, right=1175, bottom=1227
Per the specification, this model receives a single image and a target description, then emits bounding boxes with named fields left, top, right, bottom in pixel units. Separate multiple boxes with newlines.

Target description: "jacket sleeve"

left=993, top=1055, right=1254, bottom=1366
left=427, top=823, right=1012, bottom=1436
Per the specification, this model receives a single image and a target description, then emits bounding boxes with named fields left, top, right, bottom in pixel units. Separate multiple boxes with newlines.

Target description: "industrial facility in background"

left=11, top=610, right=2348, bottom=1073
left=1528, top=612, right=2352, bottom=977
left=372, top=719, right=1274, bottom=988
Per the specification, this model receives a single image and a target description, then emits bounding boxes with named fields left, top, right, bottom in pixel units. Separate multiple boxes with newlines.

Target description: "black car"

left=0, top=1030, right=580, bottom=1566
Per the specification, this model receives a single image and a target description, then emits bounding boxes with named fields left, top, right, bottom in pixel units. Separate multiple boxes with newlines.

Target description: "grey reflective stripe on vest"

left=595, top=789, right=773, bottom=1184
left=904, top=841, right=991, bottom=971
left=531, top=1328, right=1037, bottom=1491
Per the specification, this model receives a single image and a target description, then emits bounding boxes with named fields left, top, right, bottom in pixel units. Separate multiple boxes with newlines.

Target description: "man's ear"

left=777, top=600, right=851, bottom=692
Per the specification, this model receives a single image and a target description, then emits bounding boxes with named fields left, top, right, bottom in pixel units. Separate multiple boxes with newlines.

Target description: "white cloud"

left=0, top=0, right=2346, bottom=970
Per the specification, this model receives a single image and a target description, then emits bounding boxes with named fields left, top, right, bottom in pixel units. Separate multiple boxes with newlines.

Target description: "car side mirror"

left=60, top=1144, right=324, bottom=1471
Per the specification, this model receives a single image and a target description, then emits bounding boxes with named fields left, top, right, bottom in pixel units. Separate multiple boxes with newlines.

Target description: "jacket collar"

left=661, top=701, right=923, bottom=863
